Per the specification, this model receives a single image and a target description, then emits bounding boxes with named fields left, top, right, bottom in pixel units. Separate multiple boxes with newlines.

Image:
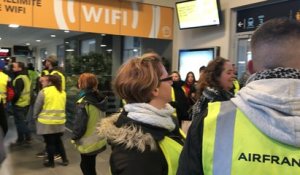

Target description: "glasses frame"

left=159, top=76, right=173, bottom=82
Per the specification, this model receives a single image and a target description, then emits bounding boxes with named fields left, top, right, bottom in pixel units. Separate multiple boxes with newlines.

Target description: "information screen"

left=176, top=0, right=221, bottom=29
left=179, top=48, right=216, bottom=80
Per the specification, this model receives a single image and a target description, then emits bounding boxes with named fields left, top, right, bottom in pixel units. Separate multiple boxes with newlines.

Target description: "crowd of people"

left=1, top=17, right=300, bottom=175
left=0, top=56, right=108, bottom=174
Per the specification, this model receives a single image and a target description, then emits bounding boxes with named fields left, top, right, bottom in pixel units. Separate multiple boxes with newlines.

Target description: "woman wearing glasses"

left=98, top=53, right=185, bottom=175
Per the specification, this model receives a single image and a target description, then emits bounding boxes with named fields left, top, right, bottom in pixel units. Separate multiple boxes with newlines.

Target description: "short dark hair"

left=199, top=66, right=206, bottom=72
left=27, top=63, right=34, bottom=70
left=251, top=18, right=300, bottom=49
left=251, top=18, right=300, bottom=70
left=17, top=62, right=25, bottom=70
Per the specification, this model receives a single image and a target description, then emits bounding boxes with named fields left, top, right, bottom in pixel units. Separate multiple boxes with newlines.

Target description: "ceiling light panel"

left=9, top=24, right=19, bottom=28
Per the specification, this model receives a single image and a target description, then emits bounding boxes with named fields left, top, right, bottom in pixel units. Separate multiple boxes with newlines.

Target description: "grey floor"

left=0, top=116, right=111, bottom=175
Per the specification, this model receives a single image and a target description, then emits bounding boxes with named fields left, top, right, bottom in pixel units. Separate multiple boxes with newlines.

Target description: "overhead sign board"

left=236, top=1, right=300, bottom=33
left=0, top=0, right=173, bottom=40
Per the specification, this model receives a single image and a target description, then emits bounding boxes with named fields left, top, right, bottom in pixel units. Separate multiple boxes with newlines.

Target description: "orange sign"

left=33, top=0, right=80, bottom=31
left=80, top=0, right=121, bottom=34
left=120, top=2, right=153, bottom=38
left=0, top=0, right=34, bottom=27
left=0, top=0, right=173, bottom=40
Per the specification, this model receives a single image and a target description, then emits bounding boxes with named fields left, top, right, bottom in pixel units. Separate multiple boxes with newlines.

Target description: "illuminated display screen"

left=179, top=48, right=218, bottom=80
left=0, top=48, right=11, bottom=57
left=176, top=0, right=221, bottom=29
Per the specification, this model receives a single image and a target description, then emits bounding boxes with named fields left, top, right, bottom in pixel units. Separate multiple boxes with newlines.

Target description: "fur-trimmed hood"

left=97, top=103, right=181, bottom=152
left=97, top=114, right=158, bottom=152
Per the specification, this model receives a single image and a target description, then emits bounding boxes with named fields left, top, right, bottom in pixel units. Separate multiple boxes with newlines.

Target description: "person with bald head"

left=177, top=18, right=300, bottom=175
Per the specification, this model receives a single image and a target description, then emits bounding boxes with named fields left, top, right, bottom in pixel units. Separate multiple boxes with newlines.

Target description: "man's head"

left=12, top=62, right=25, bottom=73
left=199, top=66, right=206, bottom=74
left=27, top=63, right=34, bottom=71
left=45, top=55, right=58, bottom=69
left=251, top=18, right=300, bottom=72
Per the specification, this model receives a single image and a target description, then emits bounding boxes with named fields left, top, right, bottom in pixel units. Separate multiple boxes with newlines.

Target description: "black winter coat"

left=170, top=81, right=191, bottom=121
left=99, top=111, right=185, bottom=175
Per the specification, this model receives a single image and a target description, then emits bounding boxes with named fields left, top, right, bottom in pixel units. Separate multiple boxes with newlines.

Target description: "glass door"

left=235, top=35, right=252, bottom=79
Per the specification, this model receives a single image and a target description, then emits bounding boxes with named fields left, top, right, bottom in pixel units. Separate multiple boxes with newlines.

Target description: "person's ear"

left=247, top=60, right=255, bottom=74
left=152, top=88, right=159, bottom=97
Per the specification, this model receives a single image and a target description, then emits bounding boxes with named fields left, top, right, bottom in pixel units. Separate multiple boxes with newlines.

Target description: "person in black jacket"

left=170, top=71, right=190, bottom=127
left=177, top=57, right=235, bottom=175
left=12, top=62, right=31, bottom=145
left=97, top=53, right=185, bottom=175
left=72, top=73, right=107, bottom=175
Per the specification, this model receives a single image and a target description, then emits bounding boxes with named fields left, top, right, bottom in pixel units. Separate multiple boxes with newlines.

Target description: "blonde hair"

left=78, top=73, right=98, bottom=91
left=113, top=54, right=163, bottom=103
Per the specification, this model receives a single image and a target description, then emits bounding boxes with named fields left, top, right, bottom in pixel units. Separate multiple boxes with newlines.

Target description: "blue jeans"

left=13, top=105, right=31, bottom=142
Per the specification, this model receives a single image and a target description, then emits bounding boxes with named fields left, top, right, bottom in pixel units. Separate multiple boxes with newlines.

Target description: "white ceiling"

left=0, top=24, right=83, bottom=48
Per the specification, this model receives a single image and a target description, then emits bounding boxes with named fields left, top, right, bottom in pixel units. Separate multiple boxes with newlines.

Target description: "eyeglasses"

left=159, top=76, right=173, bottom=82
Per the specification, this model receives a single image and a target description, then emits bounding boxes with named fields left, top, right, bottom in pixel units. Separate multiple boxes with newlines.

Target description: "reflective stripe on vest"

left=203, top=101, right=300, bottom=175
left=159, top=136, right=183, bottom=175
left=73, top=97, right=106, bottom=154
left=171, top=87, right=177, bottom=117
left=203, top=102, right=233, bottom=175
left=0, top=72, right=8, bottom=104
left=233, top=80, right=240, bottom=95
left=13, top=75, right=31, bottom=107
left=50, top=70, right=65, bottom=91
left=38, top=86, right=66, bottom=124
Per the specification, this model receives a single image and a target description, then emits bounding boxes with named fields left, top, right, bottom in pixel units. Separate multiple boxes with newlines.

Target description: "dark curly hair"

left=196, top=57, right=230, bottom=99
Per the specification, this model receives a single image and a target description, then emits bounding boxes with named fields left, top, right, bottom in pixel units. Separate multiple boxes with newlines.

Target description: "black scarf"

left=191, top=87, right=234, bottom=120
left=249, top=67, right=300, bottom=82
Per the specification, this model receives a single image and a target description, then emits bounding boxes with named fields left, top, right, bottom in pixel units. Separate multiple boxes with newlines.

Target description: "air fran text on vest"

left=238, top=152, right=300, bottom=167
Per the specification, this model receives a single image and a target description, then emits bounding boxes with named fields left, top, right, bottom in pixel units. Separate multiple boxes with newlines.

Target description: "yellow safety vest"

left=72, top=97, right=107, bottom=154
left=171, top=86, right=188, bottom=117
left=110, top=136, right=183, bottom=175
left=38, top=86, right=66, bottom=124
left=28, top=70, right=39, bottom=89
left=171, top=88, right=177, bottom=117
left=42, top=70, right=49, bottom=76
left=50, top=70, right=65, bottom=91
left=159, top=136, right=183, bottom=175
left=203, top=101, right=300, bottom=175
left=0, top=72, right=8, bottom=104
left=233, top=80, right=240, bottom=94
left=13, top=75, right=31, bottom=107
